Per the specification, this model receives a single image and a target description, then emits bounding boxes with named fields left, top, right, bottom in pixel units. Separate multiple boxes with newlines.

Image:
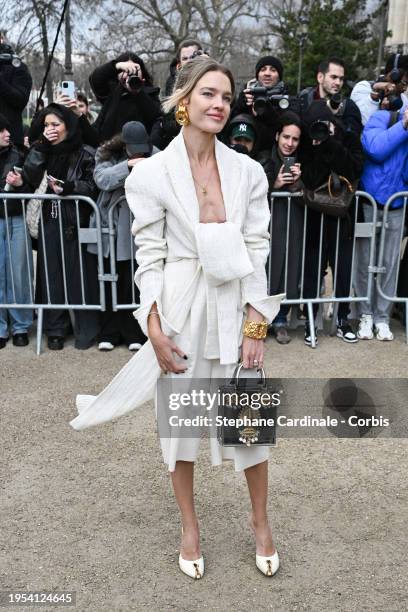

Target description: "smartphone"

left=4, top=166, right=23, bottom=192
left=47, top=174, right=64, bottom=186
left=283, top=157, right=296, bottom=174
left=60, top=80, right=75, bottom=99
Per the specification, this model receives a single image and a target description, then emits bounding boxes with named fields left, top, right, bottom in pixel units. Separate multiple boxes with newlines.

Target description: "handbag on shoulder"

left=217, top=363, right=278, bottom=447
left=26, top=171, right=48, bottom=238
left=303, top=172, right=357, bottom=218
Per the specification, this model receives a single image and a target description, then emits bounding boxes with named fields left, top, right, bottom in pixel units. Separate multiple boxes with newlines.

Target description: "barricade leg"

left=307, top=302, right=317, bottom=348
left=405, top=303, right=408, bottom=345
left=330, top=302, right=339, bottom=336
left=36, top=308, right=43, bottom=356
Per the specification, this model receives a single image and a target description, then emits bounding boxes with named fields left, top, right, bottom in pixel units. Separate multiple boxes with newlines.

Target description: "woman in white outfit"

left=70, top=58, right=283, bottom=579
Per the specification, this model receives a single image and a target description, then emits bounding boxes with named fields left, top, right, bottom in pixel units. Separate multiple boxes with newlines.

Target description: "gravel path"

left=1, top=321, right=407, bottom=611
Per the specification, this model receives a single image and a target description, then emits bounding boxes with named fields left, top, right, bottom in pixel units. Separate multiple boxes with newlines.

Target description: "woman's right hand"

left=115, top=60, right=140, bottom=75
left=149, top=330, right=188, bottom=374
left=273, top=165, right=295, bottom=189
left=43, top=128, right=60, bottom=143
left=6, top=169, right=23, bottom=187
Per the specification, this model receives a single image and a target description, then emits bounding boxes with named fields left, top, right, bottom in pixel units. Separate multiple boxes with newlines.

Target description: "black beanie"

left=255, top=56, right=283, bottom=81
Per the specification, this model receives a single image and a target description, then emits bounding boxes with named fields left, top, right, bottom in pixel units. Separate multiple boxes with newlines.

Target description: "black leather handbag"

left=217, top=363, right=277, bottom=447
left=303, top=172, right=357, bottom=218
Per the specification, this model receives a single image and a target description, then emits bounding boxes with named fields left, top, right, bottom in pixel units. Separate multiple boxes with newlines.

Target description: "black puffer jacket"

left=0, top=144, right=22, bottom=217
left=90, top=59, right=162, bottom=141
left=0, top=61, right=32, bottom=146
left=21, top=104, right=97, bottom=224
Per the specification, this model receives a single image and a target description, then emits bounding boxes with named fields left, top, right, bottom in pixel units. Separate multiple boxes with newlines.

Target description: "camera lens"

left=309, top=120, right=330, bottom=142
left=127, top=75, right=142, bottom=92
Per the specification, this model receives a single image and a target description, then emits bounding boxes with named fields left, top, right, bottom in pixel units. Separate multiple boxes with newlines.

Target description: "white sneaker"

left=357, top=314, right=374, bottom=340
left=374, top=322, right=394, bottom=341
left=98, top=341, right=114, bottom=351
left=128, top=342, right=142, bottom=351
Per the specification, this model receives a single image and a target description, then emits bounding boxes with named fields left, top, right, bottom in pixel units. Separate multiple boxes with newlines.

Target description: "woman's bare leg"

left=244, top=460, right=276, bottom=556
left=170, top=460, right=201, bottom=560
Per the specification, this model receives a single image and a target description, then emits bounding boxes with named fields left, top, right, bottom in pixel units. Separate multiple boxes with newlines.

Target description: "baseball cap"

left=230, top=122, right=256, bottom=141
left=122, top=121, right=152, bottom=155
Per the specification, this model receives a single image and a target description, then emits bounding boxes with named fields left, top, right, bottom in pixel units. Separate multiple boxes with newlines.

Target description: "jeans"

left=354, top=204, right=405, bottom=323
left=272, top=304, right=290, bottom=327
left=0, top=215, right=34, bottom=337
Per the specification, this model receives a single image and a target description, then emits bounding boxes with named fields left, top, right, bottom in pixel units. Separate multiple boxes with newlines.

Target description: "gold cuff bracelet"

left=243, top=320, right=268, bottom=340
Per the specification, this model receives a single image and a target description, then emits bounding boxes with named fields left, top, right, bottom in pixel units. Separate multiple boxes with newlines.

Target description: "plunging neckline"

left=185, top=136, right=227, bottom=224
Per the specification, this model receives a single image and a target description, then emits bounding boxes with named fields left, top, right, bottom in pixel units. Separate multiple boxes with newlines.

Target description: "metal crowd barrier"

left=0, top=190, right=406, bottom=354
left=268, top=191, right=378, bottom=347
left=107, top=195, right=137, bottom=310
left=376, top=192, right=408, bottom=343
left=0, top=194, right=106, bottom=355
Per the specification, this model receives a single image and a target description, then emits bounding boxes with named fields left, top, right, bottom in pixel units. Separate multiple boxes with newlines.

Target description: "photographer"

left=231, top=56, right=285, bottom=150
left=164, top=38, right=204, bottom=96
left=152, top=43, right=208, bottom=150
left=300, top=57, right=362, bottom=135
left=0, top=32, right=32, bottom=150
left=90, top=53, right=161, bottom=141
left=300, top=101, right=365, bottom=346
left=351, top=53, right=408, bottom=126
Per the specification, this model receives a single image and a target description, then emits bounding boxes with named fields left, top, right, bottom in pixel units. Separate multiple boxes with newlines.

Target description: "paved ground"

left=1, top=319, right=407, bottom=612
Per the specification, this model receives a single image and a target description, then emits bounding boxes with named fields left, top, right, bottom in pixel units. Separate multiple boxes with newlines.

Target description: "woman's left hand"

left=48, top=179, right=64, bottom=195
left=241, top=336, right=264, bottom=369
left=290, top=163, right=301, bottom=182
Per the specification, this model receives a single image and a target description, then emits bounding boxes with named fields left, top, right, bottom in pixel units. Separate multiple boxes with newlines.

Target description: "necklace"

left=191, top=167, right=213, bottom=196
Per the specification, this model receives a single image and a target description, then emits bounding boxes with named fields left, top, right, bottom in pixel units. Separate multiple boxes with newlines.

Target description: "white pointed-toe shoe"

left=178, top=553, right=204, bottom=579
left=255, top=550, right=279, bottom=577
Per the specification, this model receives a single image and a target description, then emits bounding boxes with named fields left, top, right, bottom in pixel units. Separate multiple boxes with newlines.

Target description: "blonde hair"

left=162, top=58, right=235, bottom=114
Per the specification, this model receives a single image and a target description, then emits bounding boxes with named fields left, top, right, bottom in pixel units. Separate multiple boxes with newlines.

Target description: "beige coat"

left=70, top=131, right=283, bottom=431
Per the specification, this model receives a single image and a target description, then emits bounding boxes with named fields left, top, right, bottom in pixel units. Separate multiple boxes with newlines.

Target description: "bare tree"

left=120, top=0, right=260, bottom=59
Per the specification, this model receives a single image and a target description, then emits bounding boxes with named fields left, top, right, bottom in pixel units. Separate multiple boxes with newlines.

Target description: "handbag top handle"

left=230, top=362, right=266, bottom=385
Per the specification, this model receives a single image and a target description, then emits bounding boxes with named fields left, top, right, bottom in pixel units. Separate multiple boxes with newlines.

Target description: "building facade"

left=387, top=0, right=408, bottom=52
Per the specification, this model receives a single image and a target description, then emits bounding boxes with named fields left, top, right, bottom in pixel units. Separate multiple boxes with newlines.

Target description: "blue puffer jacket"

left=361, top=108, right=408, bottom=208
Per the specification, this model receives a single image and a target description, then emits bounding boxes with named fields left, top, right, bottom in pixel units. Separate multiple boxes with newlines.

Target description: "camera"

left=309, top=119, right=331, bottom=142
left=250, top=81, right=290, bottom=115
left=127, top=75, right=143, bottom=93
left=327, top=93, right=343, bottom=113
left=0, top=43, right=21, bottom=68
left=373, top=76, right=403, bottom=112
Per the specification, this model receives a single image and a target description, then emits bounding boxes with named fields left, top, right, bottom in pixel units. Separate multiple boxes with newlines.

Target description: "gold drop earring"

left=175, top=103, right=190, bottom=126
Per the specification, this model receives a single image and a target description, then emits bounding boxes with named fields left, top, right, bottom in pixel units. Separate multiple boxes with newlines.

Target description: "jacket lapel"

left=163, top=131, right=200, bottom=227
